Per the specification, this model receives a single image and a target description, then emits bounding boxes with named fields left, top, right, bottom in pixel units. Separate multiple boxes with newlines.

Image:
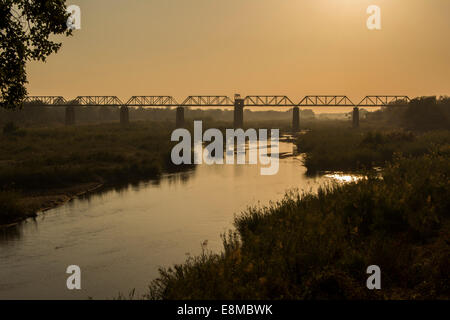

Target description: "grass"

left=0, top=121, right=190, bottom=224
left=0, top=119, right=292, bottom=225
left=296, top=122, right=450, bottom=173
left=147, top=150, right=450, bottom=299
left=0, top=121, right=181, bottom=190
left=0, top=191, right=31, bottom=224
left=295, top=97, right=450, bottom=173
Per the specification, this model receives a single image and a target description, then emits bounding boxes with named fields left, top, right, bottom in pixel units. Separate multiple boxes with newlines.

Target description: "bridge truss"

left=126, top=96, right=179, bottom=107
left=74, top=96, right=124, bottom=106
left=357, top=96, right=410, bottom=107
left=244, top=96, right=296, bottom=107
left=23, top=95, right=410, bottom=108
left=25, top=96, right=67, bottom=106
left=181, top=96, right=234, bottom=107
left=298, top=95, right=355, bottom=107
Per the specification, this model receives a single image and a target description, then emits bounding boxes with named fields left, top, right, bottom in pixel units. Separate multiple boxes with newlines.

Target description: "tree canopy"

left=0, top=0, right=71, bottom=109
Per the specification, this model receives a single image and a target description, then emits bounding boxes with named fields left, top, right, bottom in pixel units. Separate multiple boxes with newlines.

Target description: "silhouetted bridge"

left=24, top=95, right=410, bottom=130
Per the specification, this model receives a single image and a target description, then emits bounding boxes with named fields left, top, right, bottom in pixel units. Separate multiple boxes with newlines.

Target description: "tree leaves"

left=0, top=0, right=72, bottom=109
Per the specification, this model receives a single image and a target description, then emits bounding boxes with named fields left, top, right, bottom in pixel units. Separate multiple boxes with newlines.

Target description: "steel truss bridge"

left=23, top=94, right=411, bottom=129
left=24, top=95, right=410, bottom=108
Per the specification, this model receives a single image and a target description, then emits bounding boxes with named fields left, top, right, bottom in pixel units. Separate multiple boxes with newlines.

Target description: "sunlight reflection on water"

left=324, top=173, right=364, bottom=183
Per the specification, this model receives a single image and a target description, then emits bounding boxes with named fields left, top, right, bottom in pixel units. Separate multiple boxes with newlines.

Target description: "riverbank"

left=0, top=182, right=104, bottom=227
left=146, top=118, right=450, bottom=299
left=0, top=121, right=182, bottom=226
left=0, top=137, right=324, bottom=299
left=147, top=149, right=450, bottom=299
left=0, top=119, right=292, bottom=226
left=296, top=123, right=450, bottom=173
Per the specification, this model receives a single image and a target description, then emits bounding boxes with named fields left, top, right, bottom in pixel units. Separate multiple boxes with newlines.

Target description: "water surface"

left=0, top=141, right=348, bottom=299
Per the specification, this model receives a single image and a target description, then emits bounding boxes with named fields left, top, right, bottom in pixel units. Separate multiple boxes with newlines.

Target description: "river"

left=0, top=140, right=357, bottom=299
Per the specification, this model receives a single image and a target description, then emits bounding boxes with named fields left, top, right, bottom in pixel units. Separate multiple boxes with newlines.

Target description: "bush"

left=3, top=122, right=20, bottom=135
left=296, top=127, right=450, bottom=173
left=147, top=152, right=450, bottom=299
left=0, top=191, right=28, bottom=224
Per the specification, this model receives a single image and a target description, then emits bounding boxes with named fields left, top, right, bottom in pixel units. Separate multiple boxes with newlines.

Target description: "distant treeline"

left=0, top=103, right=315, bottom=126
left=367, top=96, right=450, bottom=131
left=2, top=96, right=448, bottom=130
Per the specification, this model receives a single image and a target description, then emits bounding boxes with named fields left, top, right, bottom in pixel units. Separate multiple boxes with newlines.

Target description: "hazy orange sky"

left=27, top=0, right=450, bottom=104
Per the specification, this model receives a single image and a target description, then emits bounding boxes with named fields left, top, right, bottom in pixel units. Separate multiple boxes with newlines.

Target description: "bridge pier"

left=234, top=97, right=244, bottom=128
left=65, top=106, right=75, bottom=126
left=352, top=107, right=360, bottom=128
left=176, top=106, right=185, bottom=128
left=292, top=106, right=300, bottom=132
left=120, top=106, right=129, bottom=125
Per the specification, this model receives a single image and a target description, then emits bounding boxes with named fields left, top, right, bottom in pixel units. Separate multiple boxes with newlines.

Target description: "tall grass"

left=0, top=191, right=30, bottom=224
left=0, top=121, right=183, bottom=191
left=0, top=119, right=291, bottom=224
left=0, top=121, right=190, bottom=224
left=296, top=125, right=450, bottom=173
left=147, top=151, right=450, bottom=299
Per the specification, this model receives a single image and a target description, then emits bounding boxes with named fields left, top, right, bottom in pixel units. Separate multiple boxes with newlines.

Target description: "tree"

left=0, top=0, right=71, bottom=109
left=403, top=96, right=449, bottom=131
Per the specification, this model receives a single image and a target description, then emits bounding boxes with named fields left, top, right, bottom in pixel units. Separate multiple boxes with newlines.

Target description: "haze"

left=27, top=0, right=450, bottom=103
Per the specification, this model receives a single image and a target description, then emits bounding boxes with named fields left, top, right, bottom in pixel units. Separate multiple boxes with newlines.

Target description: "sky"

left=27, top=0, right=450, bottom=105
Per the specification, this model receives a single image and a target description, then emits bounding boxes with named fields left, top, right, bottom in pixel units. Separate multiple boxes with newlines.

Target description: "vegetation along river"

left=0, top=139, right=359, bottom=299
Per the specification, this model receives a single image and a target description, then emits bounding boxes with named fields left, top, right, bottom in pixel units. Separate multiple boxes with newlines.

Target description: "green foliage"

left=148, top=152, right=450, bottom=299
left=0, top=191, right=28, bottom=224
left=403, top=96, right=450, bottom=131
left=296, top=126, right=450, bottom=173
left=368, top=96, right=450, bottom=131
left=3, top=121, right=18, bottom=134
left=0, top=0, right=71, bottom=109
left=2, top=121, right=26, bottom=137
left=0, top=122, right=183, bottom=190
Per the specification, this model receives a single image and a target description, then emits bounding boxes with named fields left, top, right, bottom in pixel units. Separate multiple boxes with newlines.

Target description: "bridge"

left=24, top=95, right=410, bottom=130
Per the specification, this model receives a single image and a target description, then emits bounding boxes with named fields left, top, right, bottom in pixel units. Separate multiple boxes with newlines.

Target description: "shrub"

left=147, top=152, right=450, bottom=299
left=0, top=191, right=28, bottom=224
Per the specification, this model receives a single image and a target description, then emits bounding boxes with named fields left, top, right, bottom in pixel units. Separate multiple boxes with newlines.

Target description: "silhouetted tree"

left=0, top=0, right=71, bottom=109
left=403, top=96, right=449, bottom=131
